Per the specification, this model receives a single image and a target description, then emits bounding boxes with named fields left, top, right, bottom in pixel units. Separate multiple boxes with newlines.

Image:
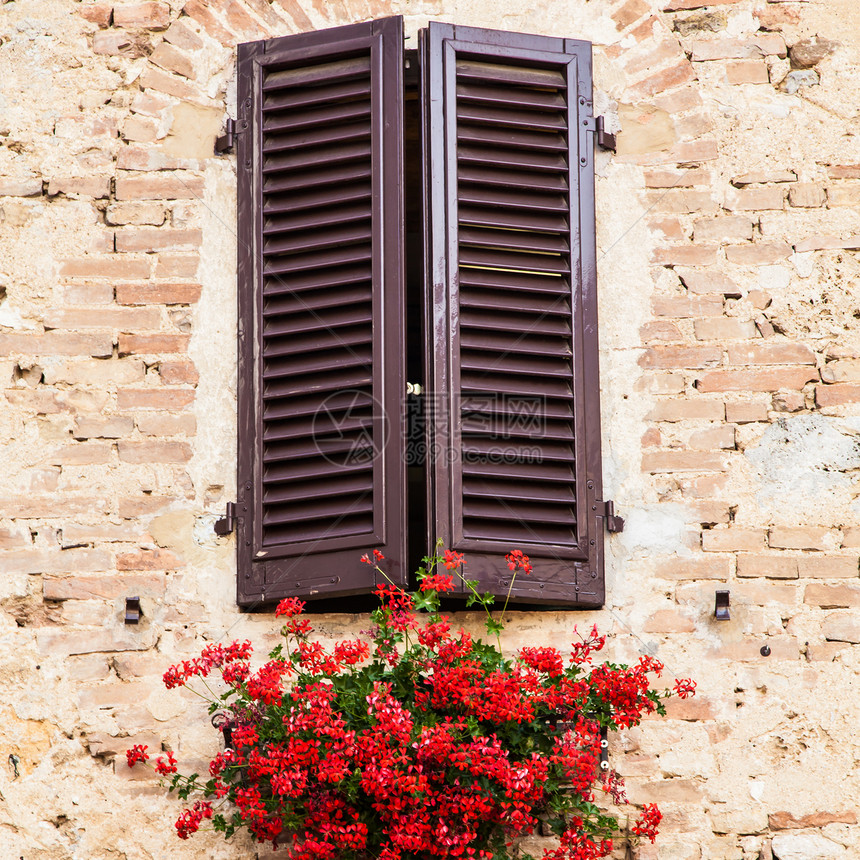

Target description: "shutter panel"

left=237, top=17, right=406, bottom=606
left=423, top=22, right=604, bottom=607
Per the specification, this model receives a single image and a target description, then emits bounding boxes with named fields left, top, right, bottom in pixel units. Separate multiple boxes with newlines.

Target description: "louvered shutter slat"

left=424, top=22, right=605, bottom=607
left=236, top=18, right=406, bottom=605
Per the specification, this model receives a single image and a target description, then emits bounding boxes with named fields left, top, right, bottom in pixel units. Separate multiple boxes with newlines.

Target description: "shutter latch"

left=583, top=115, right=617, bottom=152
left=598, top=500, right=624, bottom=533
left=215, top=118, right=247, bottom=154
left=215, top=501, right=236, bottom=536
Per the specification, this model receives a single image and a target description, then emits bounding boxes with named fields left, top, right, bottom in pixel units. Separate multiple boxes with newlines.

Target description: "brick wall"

left=0, top=0, right=858, bottom=857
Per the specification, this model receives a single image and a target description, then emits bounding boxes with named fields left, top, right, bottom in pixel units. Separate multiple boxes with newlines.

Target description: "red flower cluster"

left=673, top=678, right=697, bottom=699
left=126, top=744, right=149, bottom=768
left=632, top=803, right=662, bottom=842
left=134, top=547, right=692, bottom=858
left=504, top=549, right=533, bottom=575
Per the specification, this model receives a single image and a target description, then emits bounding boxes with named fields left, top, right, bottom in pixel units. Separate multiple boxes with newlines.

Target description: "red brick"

left=727, top=342, right=815, bottom=365
left=640, top=321, right=683, bottom=343
left=138, top=65, right=209, bottom=102
left=117, top=441, right=192, bottom=463
left=116, top=146, right=199, bottom=172
left=44, top=573, right=167, bottom=600
left=611, top=0, right=650, bottom=29
left=816, top=384, right=860, bottom=407
left=643, top=168, right=711, bottom=188
left=164, top=20, right=204, bottom=51
left=59, top=256, right=150, bottom=279
left=42, top=308, right=161, bottom=330
left=106, top=202, right=166, bottom=227
left=42, top=359, right=145, bottom=387
left=821, top=359, right=860, bottom=384
left=0, top=177, right=43, bottom=196
left=78, top=4, right=113, bottom=27
left=828, top=184, right=860, bottom=207
left=803, top=584, right=860, bottom=609
left=73, top=417, right=135, bottom=439
left=696, top=368, right=818, bottom=392
left=639, top=346, right=722, bottom=369
left=690, top=35, right=786, bottom=62
left=794, top=235, right=860, bottom=253
left=115, top=228, right=202, bottom=252
left=135, top=413, right=196, bottom=436
left=115, top=283, right=201, bottom=305
left=642, top=451, right=727, bottom=473
left=645, top=189, right=718, bottom=215
left=692, top=216, right=753, bottom=244
left=112, top=1, right=170, bottom=28
left=655, top=557, right=730, bottom=580
left=118, top=334, right=190, bottom=355
left=629, top=61, right=696, bottom=99
left=653, top=295, right=723, bottom=318
left=0, top=333, right=112, bottom=358
left=157, top=360, right=199, bottom=385
left=679, top=473, right=728, bottom=499
left=0, top=496, right=110, bottom=519
left=725, top=243, right=793, bottom=265
left=635, top=372, right=685, bottom=394
left=0, top=548, right=112, bottom=574
left=623, top=39, right=686, bottom=78
left=788, top=183, right=826, bottom=208
left=769, top=811, right=857, bottom=831
left=768, top=527, right=831, bottom=551
left=797, top=556, right=859, bottom=579
left=92, top=29, right=151, bottom=56
left=724, top=59, right=769, bottom=84
left=118, top=496, right=172, bottom=517
left=828, top=165, right=860, bottom=180
left=702, top=528, right=764, bottom=552
left=688, top=425, right=735, bottom=450
left=155, top=254, right=199, bottom=278
left=676, top=269, right=741, bottom=297
left=50, top=442, right=113, bottom=465
left=648, top=216, right=686, bottom=242
left=116, top=389, right=195, bottom=410
left=694, top=318, right=756, bottom=340
left=647, top=399, right=725, bottom=422
left=663, top=0, right=742, bottom=9
left=732, top=170, right=797, bottom=186
left=121, top=115, right=158, bottom=143
left=726, top=188, right=785, bottom=211
left=115, top=174, right=205, bottom=201
left=642, top=609, right=695, bottom=634
left=737, top=554, right=798, bottom=579
left=149, top=42, right=195, bottom=79
left=47, top=176, right=111, bottom=198
left=116, top=548, right=182, bottom=570
left=61, top=283, right=114, bottom=304
left=651, top=245, right=718, bottom=266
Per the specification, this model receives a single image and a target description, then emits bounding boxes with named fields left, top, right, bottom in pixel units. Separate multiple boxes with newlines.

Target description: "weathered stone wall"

left=0, top=0, right=858, bottom=857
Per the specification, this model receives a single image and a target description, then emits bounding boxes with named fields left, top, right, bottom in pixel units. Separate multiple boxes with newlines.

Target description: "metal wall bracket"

left=215, top=501, right=236, bottom=536
left=583, top=115, right=617, bottom=152
left=599, top=500, right=625, bottom=533
left=715, top=590, right=730, bottom=621
left=125, top=596, right=141, bottom=624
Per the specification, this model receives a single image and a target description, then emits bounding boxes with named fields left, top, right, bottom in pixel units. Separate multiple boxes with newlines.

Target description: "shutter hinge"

left=583, top=115, right=617, bottom=152
left=215, top=118, right=247, bottom=154
left=598, top=500, right=625, bottom=533
left=214, top=501, right=236, bottom=536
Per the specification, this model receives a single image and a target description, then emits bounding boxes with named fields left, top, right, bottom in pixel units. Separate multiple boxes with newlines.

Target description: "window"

left=231, top=16, right=616, bottom=609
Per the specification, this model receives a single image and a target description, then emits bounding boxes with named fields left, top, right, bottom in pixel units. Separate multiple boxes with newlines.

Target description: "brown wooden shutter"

left=236, top=17, right=406, bottom=606
left=422, top=22, right=605, bottom=607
